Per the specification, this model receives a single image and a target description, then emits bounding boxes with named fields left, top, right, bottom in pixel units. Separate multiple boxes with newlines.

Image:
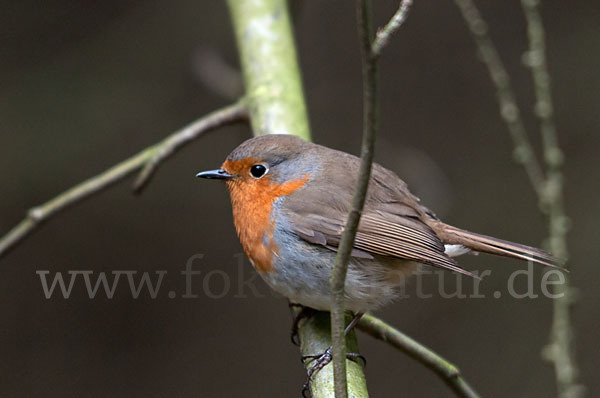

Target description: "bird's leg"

left=300, top=312, right=366, bottom=397
left=344, top=311, right=364, bottom=335
left=289, top=303, right=316, bottom=346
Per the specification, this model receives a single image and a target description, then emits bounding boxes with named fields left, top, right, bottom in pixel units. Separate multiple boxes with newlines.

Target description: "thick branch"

left=330, top=1, right=412, bottom=397
left=520, top=1, right=581, bottom=396
left=0, top=101, right=247, bottom=259
left=227, top=0, right=310, bottom=140
left=454, top=0, right=545, bottom=193
left=295, top=309, right=368, bottom=398
left=227, top=1, right=367, bottom=397
left=357, top=314, right=480, bottom=398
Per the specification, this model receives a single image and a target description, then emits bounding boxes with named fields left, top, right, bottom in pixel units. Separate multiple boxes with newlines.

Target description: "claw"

left=346, top=352, right=367, bottom=368
left=301, top=381, right=312, bottom=398
left=300, top=346, right=366, bottom=396
left=289, top=305, right=315, bottom=346
left=298, top=312, right=367, bottom=395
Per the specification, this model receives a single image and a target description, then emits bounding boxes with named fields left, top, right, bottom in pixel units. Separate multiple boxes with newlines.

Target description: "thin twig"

left=372, top=0, right=413, bottom=57
left=357, top=314, right=480, bottom=398
left=0, top=101, right=247, bottom=259
left=454, top=0, right=545, bottom=193
left=330, top=1, right=412, bottom=396
left=329, top=1, right=377, bottom=396
left=520, top=1, right=581, bottom=396
left=133, top=100, right=247, bottom=193
left=456, top=0, right=581, bottom=396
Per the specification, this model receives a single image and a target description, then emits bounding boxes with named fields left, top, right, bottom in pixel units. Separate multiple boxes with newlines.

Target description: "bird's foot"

left=300, top=347, right=366, bottom=397
left=289, top=304, right=316, bottom=346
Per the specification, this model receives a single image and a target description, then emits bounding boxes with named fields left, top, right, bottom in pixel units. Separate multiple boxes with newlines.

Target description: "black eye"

left=250, top=164, right=268, bottom=178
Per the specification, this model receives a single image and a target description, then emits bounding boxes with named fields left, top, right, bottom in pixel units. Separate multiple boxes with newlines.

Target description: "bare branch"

left=0, top=101, right=247, bottom=260
left=358, top=314, right=480, bottom=398
left=520, top=0, right=581, bottom=396
left=330, top=1, right=412, bottom=396
left=133, top=100, right=247, bottom=193
left=456, top=0, right=581, bottom=396
left=372, top=0, right=413, bottom=57
left=454, top=0, right=545, bottom=193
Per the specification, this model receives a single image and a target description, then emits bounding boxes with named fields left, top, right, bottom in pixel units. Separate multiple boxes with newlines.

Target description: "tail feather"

left=435, top=223, right=564, bottom=269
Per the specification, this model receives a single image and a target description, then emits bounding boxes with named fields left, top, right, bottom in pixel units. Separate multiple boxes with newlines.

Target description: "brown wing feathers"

left=432, top=222, right=561, bottom=268
left=290, top=210, right=478, bottom=278
left=355, top=215, right=478, bottom=278
left=360, top=214, right=444, bottom=253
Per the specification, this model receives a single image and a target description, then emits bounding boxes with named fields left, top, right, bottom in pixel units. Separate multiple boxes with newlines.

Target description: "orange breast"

left=223, top=160, right=308, bottom=273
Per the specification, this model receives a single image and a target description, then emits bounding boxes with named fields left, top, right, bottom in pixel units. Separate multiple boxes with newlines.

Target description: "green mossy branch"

left=227, top=0, right=310, bottom=140
left=227, top=1, right=365, bottom=397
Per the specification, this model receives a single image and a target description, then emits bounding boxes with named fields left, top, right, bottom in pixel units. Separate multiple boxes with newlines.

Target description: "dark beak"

left=195, top=168, right=235, bottom=180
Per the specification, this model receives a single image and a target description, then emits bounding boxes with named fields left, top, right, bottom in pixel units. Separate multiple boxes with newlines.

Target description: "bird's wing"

left=283, top=194, right=476, bottom=278
left=279, top=148, right=476, bottom=277
left=288, top=209, right=474, bottom=277
left=356, top=213, right=474, bottom=276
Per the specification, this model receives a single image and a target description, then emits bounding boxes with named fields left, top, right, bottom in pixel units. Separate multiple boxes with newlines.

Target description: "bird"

left=196, top=134, right=559, bottom=314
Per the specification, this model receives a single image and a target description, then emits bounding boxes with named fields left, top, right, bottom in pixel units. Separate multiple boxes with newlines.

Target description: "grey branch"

left=454, top=0, right=545, bottom=193
left=0, top=101, right=247, bottom=259
left=358, top=314, right=480, bottom=398
left=132, top=100, right=247, bottom=193
left=520, top=0, right=582, bottom=396
left=330, top=1, right=412, bottom=397
left=371, top=0, right=413, bottom=57
left=456, top=0, right=581, bottom=396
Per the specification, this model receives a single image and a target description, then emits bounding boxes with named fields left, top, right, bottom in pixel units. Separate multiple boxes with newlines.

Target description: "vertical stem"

left=330, top=1, right=412, bottom=395
left=330, top=1, right=378, bottom=397
left=227, top=1, right=367, bottom=397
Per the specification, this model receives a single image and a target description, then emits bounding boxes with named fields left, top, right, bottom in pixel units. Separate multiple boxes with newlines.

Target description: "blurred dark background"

left=1, top=0, right=598, bottom=396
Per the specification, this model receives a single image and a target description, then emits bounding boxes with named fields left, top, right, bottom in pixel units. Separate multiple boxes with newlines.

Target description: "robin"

left=197, top=134, right=560, bottom=392
left=197, top=134, right=558, bottom=314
